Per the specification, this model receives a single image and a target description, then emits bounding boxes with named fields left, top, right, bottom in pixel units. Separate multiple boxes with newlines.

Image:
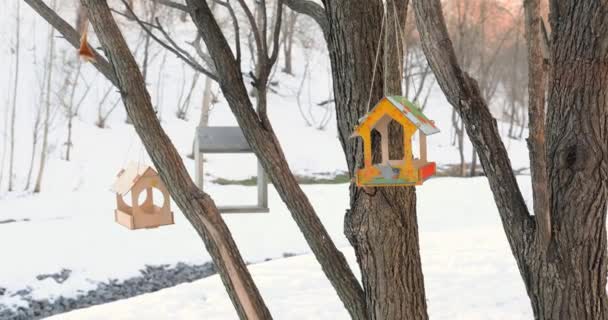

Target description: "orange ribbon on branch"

left=78, top=12, right=96, bottom=63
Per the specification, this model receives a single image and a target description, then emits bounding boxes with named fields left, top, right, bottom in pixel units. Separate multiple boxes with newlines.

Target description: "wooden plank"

left=197, top=126, right=252, bottom=153
left=420, top=133, right=427, bottom=162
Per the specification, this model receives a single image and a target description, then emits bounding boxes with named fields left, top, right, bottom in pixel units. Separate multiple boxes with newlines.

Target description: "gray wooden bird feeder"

left=195, top=126, right=269, bottom=213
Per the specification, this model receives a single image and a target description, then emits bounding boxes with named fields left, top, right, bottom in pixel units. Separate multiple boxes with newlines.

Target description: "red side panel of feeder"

left=418, top=162, right=436, bottom=183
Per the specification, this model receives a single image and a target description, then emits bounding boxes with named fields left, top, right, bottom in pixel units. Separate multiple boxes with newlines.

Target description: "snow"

left=0, top=1, right=537, bottom=318
left=47, top=177, right=534, bottom=320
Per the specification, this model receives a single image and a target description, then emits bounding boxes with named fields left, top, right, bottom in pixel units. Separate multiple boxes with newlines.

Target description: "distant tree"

left=8, top=0, right=22, bottom=192
left=281, top=9, right=298, bottom=75
left=34, top=0, right=57, bottom=193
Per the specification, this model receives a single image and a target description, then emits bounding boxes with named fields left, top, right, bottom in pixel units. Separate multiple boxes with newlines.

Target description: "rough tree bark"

left=524, top=0, right=550, bottom=248
left=413, top=0, right=608, bottom=319
left=532, top=1, right=608, bottom=318
left=325, top=1, right=429, bottom=319
left=286, top=0, right=430, bottom=318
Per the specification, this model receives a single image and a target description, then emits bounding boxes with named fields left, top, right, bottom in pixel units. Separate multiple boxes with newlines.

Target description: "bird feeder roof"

left=358, top=96, right=440, bottom=136
left=112, top=163, right=158, bottom=196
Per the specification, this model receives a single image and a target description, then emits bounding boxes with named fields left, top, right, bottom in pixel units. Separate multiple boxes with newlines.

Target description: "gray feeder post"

left=196, top=126, right=269, bottom=213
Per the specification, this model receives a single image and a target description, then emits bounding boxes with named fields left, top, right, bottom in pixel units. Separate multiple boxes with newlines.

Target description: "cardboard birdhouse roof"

left=359, top=96, right=440, bottom=136
left=112, top=163, right=158, bottom=196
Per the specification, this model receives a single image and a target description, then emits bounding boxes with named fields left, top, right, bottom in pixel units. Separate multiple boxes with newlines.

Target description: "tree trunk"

left=325, top=1, right=429, bottom=319
left=281, top=10, right=297, bottom=75
left=8, top=0, right=21, bottom=192
left=470, top=148, right=477, bottom=177
left=413, top=0, right=608, bottom=319
left=190, top=75, right=213, bottom=160
left=525, top=1, right=608, bottom=318
left=66, top=114, right=73, bottom=161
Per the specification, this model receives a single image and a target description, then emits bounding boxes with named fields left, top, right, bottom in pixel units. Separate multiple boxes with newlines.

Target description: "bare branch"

left=80, top=0, right=272, bottom=318
left=119, top=0, right=218, bottom=80
left=24, top=0, right=118, bottom=87
left=412, top=0, right=534, bottom=260
left=261, top=0, right=268, bottom=54
left=155, top=0, right=188, bottom=12
left=214, top=0, right=242, bottom=67
left=268, top=0, right=284, bottom=65
left=236, top=0, right=264, bottom=60
left=283, top=0, right=328, bottom=39
left=184, top=0, right=367, bottom=318
left=524, top=0, right=550, bottom=249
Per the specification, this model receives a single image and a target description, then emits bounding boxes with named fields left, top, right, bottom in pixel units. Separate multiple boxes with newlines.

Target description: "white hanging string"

left=390, top=0, right=406, bottom=96
left=365, top=4, right=387, bottom=113
left=121, top=127, right=136, bottom=169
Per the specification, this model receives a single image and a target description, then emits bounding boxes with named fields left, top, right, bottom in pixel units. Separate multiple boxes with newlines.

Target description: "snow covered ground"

left=1, top=176, right=538, bottom=318
left=0, top=1, right=538, bottom=318
left=47, top=177, right=535, bottom=320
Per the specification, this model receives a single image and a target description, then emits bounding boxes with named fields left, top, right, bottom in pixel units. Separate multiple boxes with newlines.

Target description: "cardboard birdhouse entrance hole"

left=352, top=96, right=440, bottom=187
left=112, top=163, right=174, bottom=230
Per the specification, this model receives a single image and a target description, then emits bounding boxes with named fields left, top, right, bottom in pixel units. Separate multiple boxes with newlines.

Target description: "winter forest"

left=1, top=0, right=606, bottom=319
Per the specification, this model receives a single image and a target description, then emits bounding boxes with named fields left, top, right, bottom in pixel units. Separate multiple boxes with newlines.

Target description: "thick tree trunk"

left=414, top=0, right=608, bottom=319
left=325, top=1, right=429, bottom=319
left=525, top=1, right=608, bottom=318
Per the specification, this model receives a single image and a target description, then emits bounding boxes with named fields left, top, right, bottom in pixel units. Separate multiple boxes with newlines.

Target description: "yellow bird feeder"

left=351, top=96, right=440, bottom=187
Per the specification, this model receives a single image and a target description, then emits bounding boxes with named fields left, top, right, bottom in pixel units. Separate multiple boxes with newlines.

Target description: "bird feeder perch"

left=112, top=163, right=174, bottom=230
left=351, top=96, right=440, bottom=187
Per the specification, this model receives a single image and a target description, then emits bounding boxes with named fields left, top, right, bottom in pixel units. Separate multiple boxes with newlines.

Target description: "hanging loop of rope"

left=365, top=4, right=387, bottom=113
left=365, top=0, right=408, bottom=112
left=389, top=0, right=407, bottom=95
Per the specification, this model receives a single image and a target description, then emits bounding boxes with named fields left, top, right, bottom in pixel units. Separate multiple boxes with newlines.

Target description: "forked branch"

left=412, top=0, right=534, bottom=261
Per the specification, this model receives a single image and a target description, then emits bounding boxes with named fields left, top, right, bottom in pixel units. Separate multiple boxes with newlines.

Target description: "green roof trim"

left=357, top=96, right=439, bottom=135
left=386, top=96, right=439, bottom=135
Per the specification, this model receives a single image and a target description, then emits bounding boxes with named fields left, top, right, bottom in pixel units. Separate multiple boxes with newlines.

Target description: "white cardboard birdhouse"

left=112, top=163, right=174, bottom=230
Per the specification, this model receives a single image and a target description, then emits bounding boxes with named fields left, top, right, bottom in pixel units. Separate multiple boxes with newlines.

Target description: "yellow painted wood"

left=353, top=97, right=435, bottom=186
left=362, top=129, right=372, bottom=168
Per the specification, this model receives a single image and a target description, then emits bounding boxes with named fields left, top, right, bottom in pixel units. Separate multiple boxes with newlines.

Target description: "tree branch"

left=268, top=0, right=283, bottom=65
left=23, top=0, right=119, bottom=87
left=283, top=0, right=328, bottom=39
left=412, top=0, right=534, bottom=261
left=236, top=0, right=264, bottom=60
left=524, top=0, right=551, bottom=250
left=214, top=0, right=242, bottom=67
left=184, top=0, right=367, bottom=318
left=78, top=0, right=271, bottom=318
left=119, top=0, right=218, bottom=80
left=155, top=0, right=188, bottom=12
